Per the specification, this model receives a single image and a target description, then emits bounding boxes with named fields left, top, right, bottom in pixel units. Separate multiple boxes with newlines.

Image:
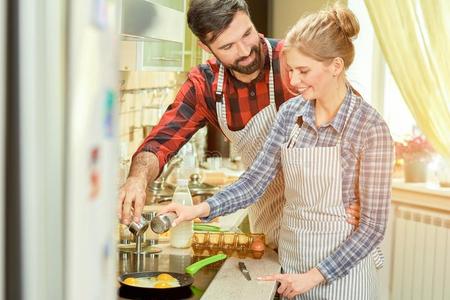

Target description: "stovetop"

left=116, top=250, right=224, bottom=300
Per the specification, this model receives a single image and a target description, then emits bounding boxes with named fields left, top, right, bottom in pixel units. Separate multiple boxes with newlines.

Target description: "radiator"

left=391, top=206, right=450, bottom=300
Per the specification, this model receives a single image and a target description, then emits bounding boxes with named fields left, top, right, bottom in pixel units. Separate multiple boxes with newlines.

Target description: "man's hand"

left=257, top=268, right=325, bottom=299
left=118, top=176, right=147, bottom=224
left=117, top=152, right=159, bottom=224
left=346, top=201, right=361, bottom=226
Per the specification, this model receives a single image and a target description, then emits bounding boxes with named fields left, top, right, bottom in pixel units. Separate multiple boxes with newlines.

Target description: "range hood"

left=119, top=0, right=185, bottom=43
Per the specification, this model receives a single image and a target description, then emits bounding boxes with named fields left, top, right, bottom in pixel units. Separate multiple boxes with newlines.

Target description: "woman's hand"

left=346, top=201, right=361, bottom=226
left=257, top=268, right=325, bottom=299
left=158, top=201, right=211, bottom=227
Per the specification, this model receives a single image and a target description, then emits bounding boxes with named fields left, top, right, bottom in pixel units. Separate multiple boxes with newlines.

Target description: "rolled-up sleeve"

left=203, top=102, right=295, bottom=221
left=317, top=121, right=394, bottom=282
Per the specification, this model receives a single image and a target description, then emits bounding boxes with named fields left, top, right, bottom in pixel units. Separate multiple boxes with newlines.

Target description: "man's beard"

left=226, top=44, right=263, bottom=75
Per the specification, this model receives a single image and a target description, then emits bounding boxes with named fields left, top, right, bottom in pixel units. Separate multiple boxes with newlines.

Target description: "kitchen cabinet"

left=119, top=0, right=206, bottom=72
left=119, top=39, right=184, bottom=72
left=142, top=39, right=184, bottom=71
left=148, top=0, right=185, bottom=12
left=119, top=0, right=185, bottom=71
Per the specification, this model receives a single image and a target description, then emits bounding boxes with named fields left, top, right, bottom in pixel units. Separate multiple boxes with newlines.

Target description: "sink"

left=145, top=156, right=181, bottom=204
left=188, top=173, right=219, bottom=193
left=147, top=188, right=215, bottom=205
left=191, top=190, right=216, bottom=204
left=145, top=182, right=174, bottom=204
left=189, top=173, right=219, bottom=204
left=146, top=190, right=173, bottom=204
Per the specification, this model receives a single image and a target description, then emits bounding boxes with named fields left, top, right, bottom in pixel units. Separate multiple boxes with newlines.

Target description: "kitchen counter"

left=119, top=201, right=279, bottom=300
left=201, top=248, right=280, bottom=300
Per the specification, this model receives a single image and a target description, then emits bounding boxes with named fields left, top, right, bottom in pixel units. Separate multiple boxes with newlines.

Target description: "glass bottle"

left=170, top=179, right=194, bottom=248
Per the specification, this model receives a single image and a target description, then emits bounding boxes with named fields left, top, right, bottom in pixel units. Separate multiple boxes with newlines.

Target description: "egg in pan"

left=123, top=273, right=181, bottom=288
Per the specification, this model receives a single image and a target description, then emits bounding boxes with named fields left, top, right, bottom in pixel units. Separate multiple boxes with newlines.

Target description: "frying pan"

left=118, top=253, right=226, bottom=295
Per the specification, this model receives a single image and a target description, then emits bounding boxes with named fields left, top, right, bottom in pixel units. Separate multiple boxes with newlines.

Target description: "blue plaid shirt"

left=204, top=87, right=394, bottom=282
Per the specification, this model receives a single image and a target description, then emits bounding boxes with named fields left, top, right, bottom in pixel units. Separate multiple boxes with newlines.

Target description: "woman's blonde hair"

left=281, top=4, right=360, bottom=93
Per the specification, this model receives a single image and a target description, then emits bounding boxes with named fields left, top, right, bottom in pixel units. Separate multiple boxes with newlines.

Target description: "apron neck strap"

left=265, top=38, right=275, bottom=105
left=287, top=87, right=356, bottom=148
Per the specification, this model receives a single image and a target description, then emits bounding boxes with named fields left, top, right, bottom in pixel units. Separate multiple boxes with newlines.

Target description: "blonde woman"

left=161, top=5, right=394, bottom=299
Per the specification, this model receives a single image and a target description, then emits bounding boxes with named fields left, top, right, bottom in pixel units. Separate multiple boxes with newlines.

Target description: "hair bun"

left=333, top=7, right=360, bottom=40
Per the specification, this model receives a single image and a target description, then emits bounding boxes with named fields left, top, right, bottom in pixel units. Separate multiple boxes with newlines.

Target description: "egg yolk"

left=123, top=277, right=137, bottom=285
left=154, top=282, right=172, bottom=288
left=156, top=273, right=176, bottom=282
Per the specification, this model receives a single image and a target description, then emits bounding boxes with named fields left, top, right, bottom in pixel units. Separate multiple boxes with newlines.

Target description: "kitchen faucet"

left=147, top=156, right=182, bottom=202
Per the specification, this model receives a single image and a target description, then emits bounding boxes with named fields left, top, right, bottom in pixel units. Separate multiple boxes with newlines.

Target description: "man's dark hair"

left=187, top=0, right=250, bottom=44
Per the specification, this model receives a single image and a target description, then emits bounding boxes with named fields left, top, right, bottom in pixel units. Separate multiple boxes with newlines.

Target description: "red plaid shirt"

left=136, top=37, right=294, bottom=172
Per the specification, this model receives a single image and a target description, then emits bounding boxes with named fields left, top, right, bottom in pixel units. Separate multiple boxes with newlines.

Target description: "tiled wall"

left=119, top=71, right=187, bottom=158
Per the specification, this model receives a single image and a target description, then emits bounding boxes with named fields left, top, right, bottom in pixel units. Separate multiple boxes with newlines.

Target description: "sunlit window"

left=346, top=0, right=374, bottom=104
left=347, top=0, right=417, bottom=140
left=383, top=69, right=416, bottom=139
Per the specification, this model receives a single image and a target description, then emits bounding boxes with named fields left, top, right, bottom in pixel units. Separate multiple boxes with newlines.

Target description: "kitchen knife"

left=238, top=261, right=251, bottom=281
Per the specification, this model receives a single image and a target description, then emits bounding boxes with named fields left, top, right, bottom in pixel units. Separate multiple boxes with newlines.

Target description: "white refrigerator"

left=65, top=0, right=119, bottom=299
left=5, top=0, right=119, bottom=299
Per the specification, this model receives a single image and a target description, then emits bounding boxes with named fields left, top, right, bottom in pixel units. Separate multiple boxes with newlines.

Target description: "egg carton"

left=192, top=232, right=265, bottom=259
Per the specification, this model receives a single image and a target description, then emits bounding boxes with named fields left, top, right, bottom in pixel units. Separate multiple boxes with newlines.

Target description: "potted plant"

left=394, top=135, right=434, bottom=183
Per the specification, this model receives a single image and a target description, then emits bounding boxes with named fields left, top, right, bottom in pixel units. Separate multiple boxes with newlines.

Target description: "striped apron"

left=215, top=38, right=285, bottom=249
left=278, top=97, right=379, bottom=299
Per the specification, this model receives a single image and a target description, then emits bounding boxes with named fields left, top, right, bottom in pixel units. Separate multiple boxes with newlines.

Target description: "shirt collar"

left=296, top=85, right=354, bottom=133
left=330, top=86, right=354, bottom=133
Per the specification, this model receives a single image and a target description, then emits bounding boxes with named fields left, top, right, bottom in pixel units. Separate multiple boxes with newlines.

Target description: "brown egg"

left=250, top=240, right=265, bottom=251
left=250, top=240, right=265, bottom=258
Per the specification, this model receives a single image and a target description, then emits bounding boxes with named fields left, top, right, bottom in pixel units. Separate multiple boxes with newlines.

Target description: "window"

left=346, top=0, right=375, bottom=104
left=347, top=0, right=417, bottom=140
left=383, top=69, right=416, bottom=138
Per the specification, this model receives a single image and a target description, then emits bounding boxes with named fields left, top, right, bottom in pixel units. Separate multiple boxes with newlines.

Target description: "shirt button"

left=250, top=91, right=255, bottom=97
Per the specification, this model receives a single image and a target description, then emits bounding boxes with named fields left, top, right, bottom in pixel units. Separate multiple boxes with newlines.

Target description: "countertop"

left=199, top=207, right=280, bottom=300
left=123, top=204, right=278, bottom=300
left=201, top=248, right=280, bottom=300
left=139, top=165, right=280, bottom=299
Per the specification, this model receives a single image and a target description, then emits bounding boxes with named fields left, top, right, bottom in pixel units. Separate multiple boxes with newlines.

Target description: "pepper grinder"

left=150, top=212, right=177, bottom=234
left=128, top=217, right=149, bottom=255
